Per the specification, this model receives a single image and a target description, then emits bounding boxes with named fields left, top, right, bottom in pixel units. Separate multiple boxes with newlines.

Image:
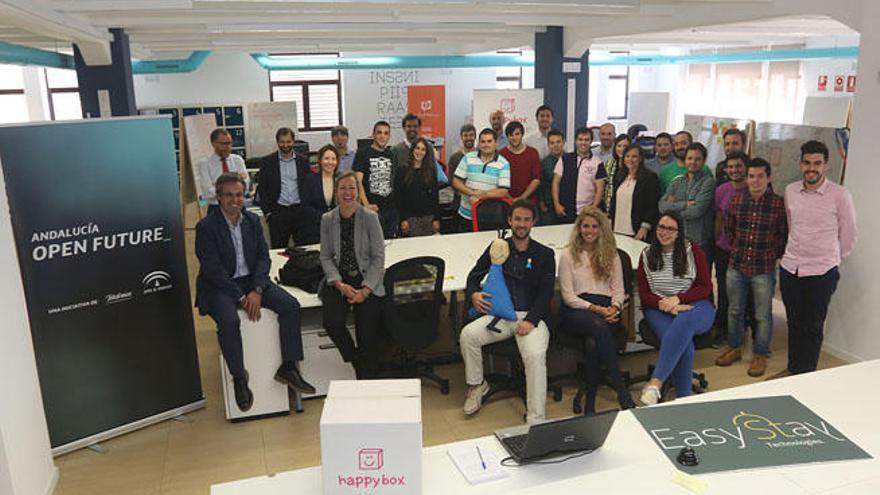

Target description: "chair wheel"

left=441, top=382, right=450, bottom=395
left=553, top=389, right=562, bottom=402
left=572, top=399, right=582, bottom=415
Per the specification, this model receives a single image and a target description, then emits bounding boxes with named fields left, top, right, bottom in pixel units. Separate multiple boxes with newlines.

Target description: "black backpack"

left=277, top=247, right=324, bottom=294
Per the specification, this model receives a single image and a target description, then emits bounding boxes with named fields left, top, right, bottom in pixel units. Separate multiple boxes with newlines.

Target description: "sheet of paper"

left=447, top=442, right=509, bottom=485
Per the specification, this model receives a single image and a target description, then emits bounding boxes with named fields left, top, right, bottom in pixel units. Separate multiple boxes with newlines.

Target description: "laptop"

left=494, top=410, right=618, bottom=463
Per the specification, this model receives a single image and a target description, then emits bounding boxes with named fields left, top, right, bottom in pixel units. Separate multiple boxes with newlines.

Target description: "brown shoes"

left=765, top=368, right=792, bottom=381
left=715, top=347, right=742, bottom=367
left=748, top=354, right=767, bottom=377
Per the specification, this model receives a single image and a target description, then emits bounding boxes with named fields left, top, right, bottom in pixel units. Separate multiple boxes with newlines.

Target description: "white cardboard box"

left=320, top=379, right=423, bottom=495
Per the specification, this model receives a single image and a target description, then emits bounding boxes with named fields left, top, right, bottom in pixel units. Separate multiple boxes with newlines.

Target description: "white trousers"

left=459, top=311, right=549, bottom=423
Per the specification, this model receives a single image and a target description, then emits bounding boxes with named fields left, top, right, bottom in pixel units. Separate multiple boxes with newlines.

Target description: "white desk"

left=270, top=225, right=648, bottom=308
left=212, top=360, right=880, bottom=494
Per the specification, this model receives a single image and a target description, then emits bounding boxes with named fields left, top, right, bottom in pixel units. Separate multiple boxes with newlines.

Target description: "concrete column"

left=823, top=1, right=880, bottom=362
left=73, top=28, right=136, bottom=118
left=534, top=26, right=589, bottom=142
left=21, top=66, right=50, bottom=122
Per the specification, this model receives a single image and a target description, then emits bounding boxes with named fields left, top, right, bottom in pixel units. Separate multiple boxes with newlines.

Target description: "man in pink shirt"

left=771, top=140, right=856, bottom=379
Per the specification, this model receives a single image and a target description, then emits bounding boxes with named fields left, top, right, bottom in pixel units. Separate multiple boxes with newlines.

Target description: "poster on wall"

left=472, top=89, right=544, bottom=137
left=683, top=114, right=755, bottom=170
left=407, top=85, right=446, bottom=163
left=752, top=122, right=847, bottom=193
left=246, top=101, right=299, bottom=158
left=0, top=116, right=204, bottom=453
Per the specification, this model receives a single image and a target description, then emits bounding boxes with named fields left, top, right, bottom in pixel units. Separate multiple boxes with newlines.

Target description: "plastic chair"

left=471, top=197, right=512, bottom=232
left=381, top=256, right=450, bottom=394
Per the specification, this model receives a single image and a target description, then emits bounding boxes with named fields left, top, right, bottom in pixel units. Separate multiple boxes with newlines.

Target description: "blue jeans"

left=727, top=269, right=775, bottom=355
left=644, top=299, right=714, bottom=397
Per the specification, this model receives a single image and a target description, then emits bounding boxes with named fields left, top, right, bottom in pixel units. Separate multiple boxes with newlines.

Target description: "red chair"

left=471, top=197, right=513, bottom=232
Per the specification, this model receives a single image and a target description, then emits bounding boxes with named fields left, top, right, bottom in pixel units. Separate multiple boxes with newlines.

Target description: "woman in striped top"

left=558, top=207, right=635, bottom=414
left=636, top=211, right=715, bottom=405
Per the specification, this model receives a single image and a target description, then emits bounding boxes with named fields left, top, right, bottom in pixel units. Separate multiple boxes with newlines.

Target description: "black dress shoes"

left=275, top=365, right=316, bottom=395
left=233, top=371, right=253, bottom=412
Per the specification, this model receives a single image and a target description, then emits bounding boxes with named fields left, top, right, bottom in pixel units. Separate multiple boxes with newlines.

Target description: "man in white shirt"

left=596, top=123, right=616, bottom=162
left=523, top=105, right=553, bottom=159
left=198, top=128, right=249, bottom=211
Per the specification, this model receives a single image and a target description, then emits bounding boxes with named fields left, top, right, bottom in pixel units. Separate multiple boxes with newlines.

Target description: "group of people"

left=193, top=104, right=856, bottom=422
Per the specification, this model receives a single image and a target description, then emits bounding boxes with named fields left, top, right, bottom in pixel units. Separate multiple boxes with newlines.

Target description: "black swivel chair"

left=552, top=248, right=635, bottom=414
left=471, top=197, right=512, bottom=232
left=381, top=256, right=450, bottom=394
left=629, top=317, right=712, bottom=400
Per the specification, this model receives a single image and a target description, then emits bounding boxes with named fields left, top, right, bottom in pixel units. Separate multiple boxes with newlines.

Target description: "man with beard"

left=769, top=140, right=856, bottom=379
left=660, top=130, right=711, bottom=194
left=490, top=109, right=508, bottom=150
left=596, top=123, right=616, bottom=162
left=257, top=127, right=312, bottom=248
left=714, top=128, right=747, bottom=185
left=646, top=132, right=675, bottom=176
left=448, top=124, right=476, bottom=174
left=459, top=200, right=556, bottom=423
left=524, top=105, right=554, bottom=159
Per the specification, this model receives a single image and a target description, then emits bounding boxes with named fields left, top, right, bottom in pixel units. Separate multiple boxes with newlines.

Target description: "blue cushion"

left=468, top=264, right=517, bottom=321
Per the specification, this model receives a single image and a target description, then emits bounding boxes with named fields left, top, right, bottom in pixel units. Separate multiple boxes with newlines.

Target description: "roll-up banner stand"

left=0, top=116, right=205, bottom=455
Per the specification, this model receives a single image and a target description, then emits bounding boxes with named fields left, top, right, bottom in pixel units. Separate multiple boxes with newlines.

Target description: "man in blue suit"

left=196, top=173, right=315, bottom=411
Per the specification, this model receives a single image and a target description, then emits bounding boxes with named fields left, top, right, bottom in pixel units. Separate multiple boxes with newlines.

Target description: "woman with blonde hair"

left=558, top=206, right=635, bottom=413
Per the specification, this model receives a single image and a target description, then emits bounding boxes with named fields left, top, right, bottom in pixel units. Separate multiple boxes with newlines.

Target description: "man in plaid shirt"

left=715, top=158, right=787, bottom=377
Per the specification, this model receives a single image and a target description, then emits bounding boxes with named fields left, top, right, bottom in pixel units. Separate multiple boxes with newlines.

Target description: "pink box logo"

left=358, top=448, right=384, bottom=470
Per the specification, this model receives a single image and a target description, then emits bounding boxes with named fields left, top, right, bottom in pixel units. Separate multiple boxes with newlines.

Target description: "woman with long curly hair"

left=558, top=207, right=635, bottom=413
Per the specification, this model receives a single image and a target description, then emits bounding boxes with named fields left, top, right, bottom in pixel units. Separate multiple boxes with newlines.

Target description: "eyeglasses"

left=657, top=225, right=678, bottom=233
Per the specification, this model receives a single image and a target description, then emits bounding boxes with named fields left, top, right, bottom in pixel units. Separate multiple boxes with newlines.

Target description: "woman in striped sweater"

left=636, top=211, right=715, bottom=405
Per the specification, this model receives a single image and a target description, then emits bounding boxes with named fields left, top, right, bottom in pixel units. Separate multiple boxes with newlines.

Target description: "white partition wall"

left=824, top=1, right=880, bottom=362
left=0, top=163, right=57, bottom=495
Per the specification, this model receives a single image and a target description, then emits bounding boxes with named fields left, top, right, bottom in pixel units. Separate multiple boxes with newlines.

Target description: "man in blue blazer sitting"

left=196, top=173, right=315, bottom=411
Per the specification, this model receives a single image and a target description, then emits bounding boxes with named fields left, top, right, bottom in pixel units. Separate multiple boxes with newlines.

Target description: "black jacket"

left=301, top=172, right=336, bottom=244
left=256, top=151, right=312, bottom=215
left=194, top=208, right=270, bottom=313
left=465, top=237, right=556, bottom=326
left=608, top=168, right=660, bottom=239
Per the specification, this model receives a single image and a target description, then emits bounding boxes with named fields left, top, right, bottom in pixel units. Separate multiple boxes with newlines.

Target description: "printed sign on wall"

left=407, top=85, right=447, bottom=163
left=817, top=75, right=828, bottom=92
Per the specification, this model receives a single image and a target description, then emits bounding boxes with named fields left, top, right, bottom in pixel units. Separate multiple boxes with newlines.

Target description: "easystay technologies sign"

left=632, top=395, right=871, bottom=474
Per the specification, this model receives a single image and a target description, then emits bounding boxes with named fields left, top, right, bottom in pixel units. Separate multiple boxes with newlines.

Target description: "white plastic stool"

left=220, top=309, right=300, bottom=421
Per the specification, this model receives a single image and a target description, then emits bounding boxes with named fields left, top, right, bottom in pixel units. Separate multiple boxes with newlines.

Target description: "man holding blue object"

left=459, top=200, right=556, bottom=423
left=195, top=174, right=315, bottom=412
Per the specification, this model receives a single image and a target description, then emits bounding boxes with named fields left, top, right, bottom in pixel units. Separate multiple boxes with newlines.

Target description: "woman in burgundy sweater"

left=636, top=211, right=715, bottom=405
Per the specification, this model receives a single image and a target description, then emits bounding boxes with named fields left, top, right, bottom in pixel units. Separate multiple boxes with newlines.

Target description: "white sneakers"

left=463, top=381, right=490, bottom=415
left=640, top=384, right=662, bottom=406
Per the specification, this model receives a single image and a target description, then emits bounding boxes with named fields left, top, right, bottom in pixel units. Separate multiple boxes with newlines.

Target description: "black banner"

left=0, top=117, right=203, bottom=449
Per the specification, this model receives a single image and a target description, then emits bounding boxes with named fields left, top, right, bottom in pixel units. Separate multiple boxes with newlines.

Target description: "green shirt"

left=659, top=161, right=712, bottom=194
left=538, top=153, right=560, bottom=210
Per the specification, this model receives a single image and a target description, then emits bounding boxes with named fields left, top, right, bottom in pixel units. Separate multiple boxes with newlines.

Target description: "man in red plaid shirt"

left=715, top=157, right=787, bottom=377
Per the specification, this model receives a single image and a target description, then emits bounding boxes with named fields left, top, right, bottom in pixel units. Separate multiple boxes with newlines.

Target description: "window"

left=268, top=53, right=342, bottom=131
left=496, top=50, right=523, bottom=89
left=0, top=64, right=29, bottom=124
left=45, top=67, right=82, bottom=120
left=606, top=52, right=630, bottom=120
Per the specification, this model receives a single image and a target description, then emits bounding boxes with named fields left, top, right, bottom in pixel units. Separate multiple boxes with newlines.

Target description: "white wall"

left=797, top=36, right=859, bottom=123
left=824, top=3, right=880, bottom=363
left=0, top=163, right=57, bottom=494
left=133, top=55, right=499, bottom=154
left=133, top=52, right=269, bottom=109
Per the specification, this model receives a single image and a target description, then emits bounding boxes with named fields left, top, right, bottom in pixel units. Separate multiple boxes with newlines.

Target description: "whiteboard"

left=627, top=92, right=670, bottom=134
left=802, top=96, right=851, bottom=128
left=472, top=89, right=544, bottom=136
left=752, top=123, right=847, bottom=193
left=245, top=101, right=299, bottom=158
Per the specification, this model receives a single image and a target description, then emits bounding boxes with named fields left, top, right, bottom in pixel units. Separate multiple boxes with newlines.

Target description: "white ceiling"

left=0, top=0, right=862, bottom=63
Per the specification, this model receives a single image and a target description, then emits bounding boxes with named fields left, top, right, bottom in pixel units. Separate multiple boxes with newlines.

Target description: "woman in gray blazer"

left=319, top=171, right=386, bottom=379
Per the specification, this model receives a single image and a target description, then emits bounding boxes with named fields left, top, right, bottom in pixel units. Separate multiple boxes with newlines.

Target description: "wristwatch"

left=255, top=285, right=264, bottom=295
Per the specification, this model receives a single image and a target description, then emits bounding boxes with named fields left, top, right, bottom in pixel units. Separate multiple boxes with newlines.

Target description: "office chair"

left=471, top=197, right=512, bottom=232
left=635, top=136, right=657, bottom=160
left=381, top=256, right=450, bottom=394
left=627, top=124, right=648, bottom=142
left=628, top=318, right=712, bottom=400
left=552, top=249, right=635, bottom=414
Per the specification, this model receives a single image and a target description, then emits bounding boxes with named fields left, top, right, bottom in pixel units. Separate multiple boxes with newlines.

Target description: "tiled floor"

left=52, top=230, right=848, bottom=495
